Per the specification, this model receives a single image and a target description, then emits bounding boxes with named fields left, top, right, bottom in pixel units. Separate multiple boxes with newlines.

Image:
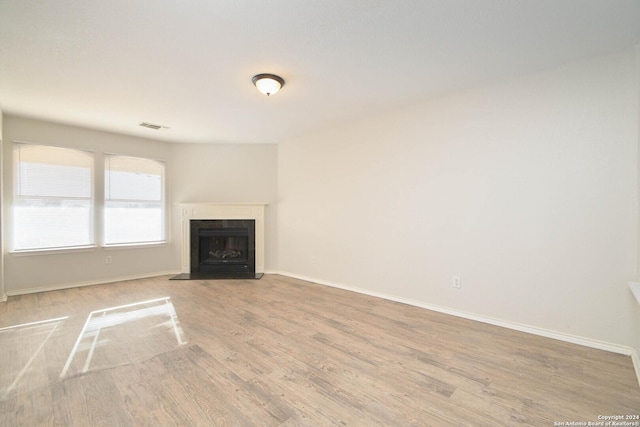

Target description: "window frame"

left=12, top=141, right=96, bottom=252
left=10, top=142, right=168, bottom=255
left=103, top=153, right=166, bottom=247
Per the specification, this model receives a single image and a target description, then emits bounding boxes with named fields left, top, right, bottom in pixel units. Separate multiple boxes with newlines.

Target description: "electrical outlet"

left=105, top=256, right=112, bottom=264
left=452, top=276, right=462, bottom=289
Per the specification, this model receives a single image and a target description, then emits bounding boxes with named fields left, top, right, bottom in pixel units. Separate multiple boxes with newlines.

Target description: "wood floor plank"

left=0, top=274, right=639, bottom=426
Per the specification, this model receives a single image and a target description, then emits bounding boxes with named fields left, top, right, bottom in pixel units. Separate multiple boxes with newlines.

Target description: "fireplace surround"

left=174, top=203, right=266, bottom=279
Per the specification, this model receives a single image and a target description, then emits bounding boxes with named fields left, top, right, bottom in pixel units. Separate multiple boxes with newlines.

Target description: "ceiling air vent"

left=139, top=122, right=170, bottom=131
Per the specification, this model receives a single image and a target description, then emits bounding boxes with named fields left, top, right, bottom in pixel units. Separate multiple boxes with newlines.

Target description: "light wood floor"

left=0, top=274, right=638, bottom=426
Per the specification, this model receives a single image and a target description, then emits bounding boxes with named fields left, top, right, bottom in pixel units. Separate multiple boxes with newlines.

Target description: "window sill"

left=11, top=246, right=97, bottom=257
left=10, top=242, right=168, bottom=256
left=103, top=241, right=167, bottom=251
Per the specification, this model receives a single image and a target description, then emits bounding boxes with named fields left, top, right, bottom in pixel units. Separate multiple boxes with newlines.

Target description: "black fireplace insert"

left=190, top=219, right=255, bottom=274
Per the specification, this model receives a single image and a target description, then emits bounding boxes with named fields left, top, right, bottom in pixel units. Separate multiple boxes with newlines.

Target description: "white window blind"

left=14, top=143, right=94, bottom=251
left=104, top=154, right=165, bottom=245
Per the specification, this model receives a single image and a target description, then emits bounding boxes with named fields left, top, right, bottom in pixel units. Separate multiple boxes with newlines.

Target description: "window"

left=12, top=144, right=165, bottom=251
left=14, top=143, right=94, bottom=251
left=104, top=154, right=165, bottom=245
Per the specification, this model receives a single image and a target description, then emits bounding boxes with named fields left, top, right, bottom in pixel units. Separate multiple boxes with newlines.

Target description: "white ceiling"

left=0, top=1, right=639, bottom=144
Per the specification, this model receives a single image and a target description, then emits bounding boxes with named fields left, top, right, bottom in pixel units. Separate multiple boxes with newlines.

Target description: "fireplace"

left=190, top=220, right=255, bottom=274
left=173, top=203, right=266, bottom=280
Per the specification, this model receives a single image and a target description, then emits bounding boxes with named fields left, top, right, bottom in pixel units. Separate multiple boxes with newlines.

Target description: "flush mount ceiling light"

left=252, top=73, right=285, bottom=96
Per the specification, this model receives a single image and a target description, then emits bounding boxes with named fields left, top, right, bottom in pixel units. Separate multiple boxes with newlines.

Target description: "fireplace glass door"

left=190, top=220, right=255, bottom=274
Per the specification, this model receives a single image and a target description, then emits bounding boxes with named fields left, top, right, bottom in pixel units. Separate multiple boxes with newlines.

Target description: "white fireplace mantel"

left=177, top=203, right=266, bottom=273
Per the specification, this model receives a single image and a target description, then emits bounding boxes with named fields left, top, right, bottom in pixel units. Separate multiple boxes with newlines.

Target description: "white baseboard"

left=272, top=270, right=640, bottom=387
left=632, top=350, right=640, bottom=388
left=4, top=270, right=180, bottom=297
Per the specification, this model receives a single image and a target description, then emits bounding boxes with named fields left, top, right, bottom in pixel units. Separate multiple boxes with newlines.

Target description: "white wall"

left=169, top=142, right=278, bottom=271
left=0, top=109, right=4, bottom=300
left=277, top=49, right=640, bottom=355
left=2, top=116, right=177, bottom=293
